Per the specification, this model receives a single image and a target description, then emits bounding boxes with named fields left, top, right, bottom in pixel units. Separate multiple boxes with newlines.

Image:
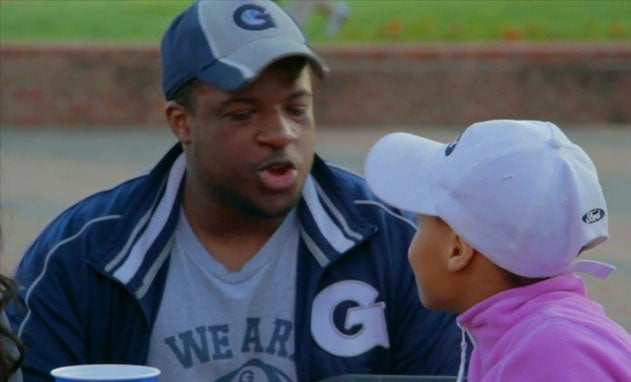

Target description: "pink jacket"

left=457, top=274, right=631, bottom=381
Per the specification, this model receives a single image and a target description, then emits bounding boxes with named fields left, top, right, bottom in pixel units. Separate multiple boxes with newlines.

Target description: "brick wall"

left=1, top=43, right=630, bottom=128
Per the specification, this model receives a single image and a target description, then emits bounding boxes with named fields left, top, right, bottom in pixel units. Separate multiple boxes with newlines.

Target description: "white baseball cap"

left=365, top=120, right=615, bottom=279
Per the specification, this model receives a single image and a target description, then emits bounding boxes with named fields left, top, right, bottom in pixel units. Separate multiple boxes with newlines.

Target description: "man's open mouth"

left=258, top=161, right=298, bottom=191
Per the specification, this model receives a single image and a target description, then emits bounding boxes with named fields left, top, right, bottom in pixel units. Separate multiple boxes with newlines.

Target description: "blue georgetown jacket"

left=8, top=144, right=463, bottom=381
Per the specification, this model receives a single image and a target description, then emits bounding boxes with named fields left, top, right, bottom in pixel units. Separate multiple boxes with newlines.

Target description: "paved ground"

left=1, top=125, right=630, bottom=330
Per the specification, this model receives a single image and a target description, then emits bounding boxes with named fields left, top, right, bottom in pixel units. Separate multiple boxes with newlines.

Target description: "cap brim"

left=364, top=132, right=443, bottom=215
left=198, top=38, right=329, bottom=92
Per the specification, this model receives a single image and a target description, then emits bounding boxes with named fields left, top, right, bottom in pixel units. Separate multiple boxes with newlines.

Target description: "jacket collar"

left=97, top=144, right=377, bottom=299
left=298, top=155, right=377, bottom=267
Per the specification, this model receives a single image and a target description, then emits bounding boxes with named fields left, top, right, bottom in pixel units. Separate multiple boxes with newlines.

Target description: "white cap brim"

left=364, top=132, right=443, bottom=215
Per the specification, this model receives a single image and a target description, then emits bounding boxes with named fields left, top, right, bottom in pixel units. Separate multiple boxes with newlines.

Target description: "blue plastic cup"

left=51, top=364, right=160, bottom=382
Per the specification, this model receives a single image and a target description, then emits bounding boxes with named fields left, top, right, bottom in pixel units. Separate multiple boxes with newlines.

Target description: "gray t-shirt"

left=147, top=208, right=299, bottom=381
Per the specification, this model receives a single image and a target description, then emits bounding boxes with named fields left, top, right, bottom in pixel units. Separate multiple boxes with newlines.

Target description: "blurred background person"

left=283, top=0, right=350, bottom=37
left=1, top=274, right=24, bottom=382
left=1, top=219, right=24, bottom=382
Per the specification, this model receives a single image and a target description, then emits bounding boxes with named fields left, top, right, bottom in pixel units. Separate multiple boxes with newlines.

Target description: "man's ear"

left=447, top=235, right=476, bottom=272
left=165, top=100, right=192, bottom=145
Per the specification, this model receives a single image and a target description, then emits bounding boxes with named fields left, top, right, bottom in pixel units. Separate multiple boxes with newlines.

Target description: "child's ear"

left=447, top=235, right=476, bottom=272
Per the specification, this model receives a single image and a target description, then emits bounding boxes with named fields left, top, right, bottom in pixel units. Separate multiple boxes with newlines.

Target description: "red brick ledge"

left=3, top=41, right=629, bottom=56
left=1, top=43, right=630, bottom=127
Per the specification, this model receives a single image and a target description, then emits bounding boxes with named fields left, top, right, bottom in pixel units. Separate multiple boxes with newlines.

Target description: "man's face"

left=408, top=214, right=457, bottom=311
left=180, top=60, right=316, bottom=219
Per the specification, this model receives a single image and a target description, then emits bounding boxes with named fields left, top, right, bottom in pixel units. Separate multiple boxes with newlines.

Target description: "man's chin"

left=228, top=190, right=299, bottom=220
left=250, top=198, right=298, bottom=220
left=251, top=184, right=304, bottom=219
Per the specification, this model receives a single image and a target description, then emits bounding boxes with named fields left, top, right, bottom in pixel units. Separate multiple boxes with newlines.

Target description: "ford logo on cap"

left=582, top=208, right=605, bottom=224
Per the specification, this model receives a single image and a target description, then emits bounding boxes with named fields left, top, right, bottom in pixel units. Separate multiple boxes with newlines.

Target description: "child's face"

left=409, top=214, right=458, bottom=311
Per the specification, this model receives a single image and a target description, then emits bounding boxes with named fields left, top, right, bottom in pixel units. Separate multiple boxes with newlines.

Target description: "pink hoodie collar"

left=457, top=274, right=586, bottom=349
left=453, top=274, right=587, bottom=380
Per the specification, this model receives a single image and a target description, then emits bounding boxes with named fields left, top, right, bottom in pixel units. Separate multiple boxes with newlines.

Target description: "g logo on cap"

left=234, top=4, right=276, bottom=31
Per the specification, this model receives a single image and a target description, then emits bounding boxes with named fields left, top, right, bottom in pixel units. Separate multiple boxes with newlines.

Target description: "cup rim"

left=51, top=364, right=161, bottom=380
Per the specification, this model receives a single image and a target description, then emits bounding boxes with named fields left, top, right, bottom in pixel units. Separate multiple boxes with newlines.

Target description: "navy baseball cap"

left=161, top=0, right=329, bottom=99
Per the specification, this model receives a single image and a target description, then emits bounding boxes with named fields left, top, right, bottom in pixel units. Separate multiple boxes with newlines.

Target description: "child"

left=364, top=120, right=631, bottom=381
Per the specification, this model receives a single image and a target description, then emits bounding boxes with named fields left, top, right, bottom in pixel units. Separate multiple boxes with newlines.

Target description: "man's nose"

left=257, top=110, right=298, bottom=148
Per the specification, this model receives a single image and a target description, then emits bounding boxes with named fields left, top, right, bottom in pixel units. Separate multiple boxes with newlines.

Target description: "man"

left=8, top=1, right=462, bottom=380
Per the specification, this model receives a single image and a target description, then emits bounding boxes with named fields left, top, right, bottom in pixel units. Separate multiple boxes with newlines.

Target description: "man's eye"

left=287, top=106, right=307, bottom=117
left=226, top=110, right=254, bottom=121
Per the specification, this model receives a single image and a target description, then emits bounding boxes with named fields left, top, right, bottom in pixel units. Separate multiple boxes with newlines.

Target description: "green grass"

left=1, top=0, right=630, bottom=44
